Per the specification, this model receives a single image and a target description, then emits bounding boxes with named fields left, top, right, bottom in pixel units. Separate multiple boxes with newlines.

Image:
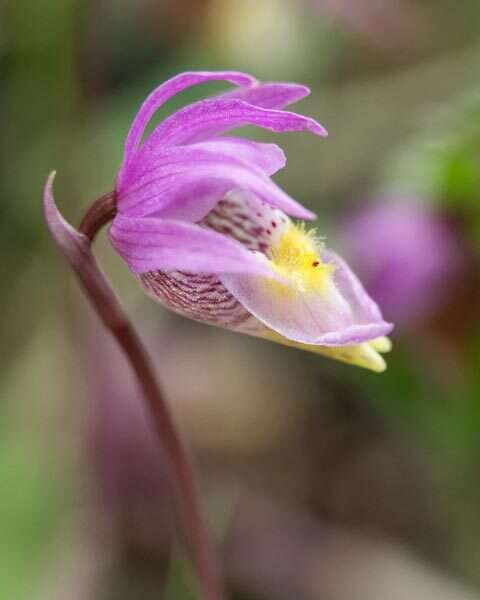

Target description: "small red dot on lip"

left=266, top=229, right=271, bottom=235
left=271, top=221, right=277, bottom=228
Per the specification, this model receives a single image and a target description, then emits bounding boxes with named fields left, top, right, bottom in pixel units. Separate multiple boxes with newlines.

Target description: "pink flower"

left=341, top=199, right=464, bottom=328
left=48, top=71, right=393, bottom=371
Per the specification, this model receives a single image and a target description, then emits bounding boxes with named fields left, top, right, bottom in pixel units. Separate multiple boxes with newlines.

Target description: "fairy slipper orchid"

left=102, top=71, right=396, bottom=370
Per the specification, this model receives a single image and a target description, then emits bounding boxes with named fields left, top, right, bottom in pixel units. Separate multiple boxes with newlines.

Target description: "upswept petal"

left=126, top=137, right=286, bottom=182
left=175, top=138, right=286, bottom=176
left=138, top=97, right=327, bottom=151
left=221, top=82, right=311, bottom=110
left=117, top=146, right=316, bottom=222
left=109, top=215, right=273, bottom=277
left=122, top=71, right=256, bottom=160
left=220, top=251, right=393, bottom=346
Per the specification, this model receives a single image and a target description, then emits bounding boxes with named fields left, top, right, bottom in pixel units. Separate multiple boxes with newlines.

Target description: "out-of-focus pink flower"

left=84, top=322, right=174, bottom=556
left=341, top=199, right=463, bottom=328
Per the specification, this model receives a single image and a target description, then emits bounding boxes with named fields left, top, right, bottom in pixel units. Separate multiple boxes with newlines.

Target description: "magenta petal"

left=139, top=178, right=243, bottom=222
left=117, top=146, right=316, bottom=221
left=119, top=70, right=257, bottom=184
left=139, top=98, right=327, bottom=150
left=186, top=138, right=286, bottom=176
left=221, top=82, right=311, bottom=109
left=109, top=215, right=272, bottom=276
left=127, top=137, right=286, bottom=182
left=220, top=250, right=393, bottom=346
left=123, top=70, right=256, bottom=157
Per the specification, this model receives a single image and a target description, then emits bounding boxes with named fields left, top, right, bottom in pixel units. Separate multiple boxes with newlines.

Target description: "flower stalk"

left=43, top=173, right=223, bottom=600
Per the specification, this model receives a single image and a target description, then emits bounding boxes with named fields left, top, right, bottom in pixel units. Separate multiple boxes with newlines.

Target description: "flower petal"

left=222, top=82, right=311, bottom=110
left=117, top=146, right=315, bottom=221
left=220, top=250, right=393, bottom=346
left=119, top=70, right=257, bottom=186
left=127, top=137, right=286, bottom=182
left=109, top=214, right=273, bottom=277
left=123, top=71, right=256, bottom=159
left=187, top=138, right=286, bottom=176
left=139, top=97, right=327, bottom=150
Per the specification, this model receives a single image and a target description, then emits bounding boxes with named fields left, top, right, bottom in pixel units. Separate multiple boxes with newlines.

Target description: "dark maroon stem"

left=78, top=191, right=117, bottom=241
left=45, top=184, right=223, bottom=600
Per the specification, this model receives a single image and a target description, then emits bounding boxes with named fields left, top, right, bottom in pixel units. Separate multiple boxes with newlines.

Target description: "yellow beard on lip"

left=267, top=222, right=335, bottom=295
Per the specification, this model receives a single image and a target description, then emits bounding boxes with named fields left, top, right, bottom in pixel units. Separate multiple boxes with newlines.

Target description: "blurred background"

left=2, top=1, right=480, bottom=598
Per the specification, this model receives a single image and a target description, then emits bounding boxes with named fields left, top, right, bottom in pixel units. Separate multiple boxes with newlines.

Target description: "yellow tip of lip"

left=257, top=330, right=389, bottom=373
left=369, top=336, right=392, bottom=354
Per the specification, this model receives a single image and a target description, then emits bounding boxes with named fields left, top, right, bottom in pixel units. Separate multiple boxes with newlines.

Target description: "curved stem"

left=78, top=191, right=117, bottom=241
left=44, top=180, right=223, bottom=600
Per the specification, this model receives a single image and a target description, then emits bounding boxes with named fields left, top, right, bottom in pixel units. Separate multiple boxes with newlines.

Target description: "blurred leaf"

left=163, top=544, right=200, bottom=600
left=386, top=90, right=480, bottom=243
left=0, top=434, right=63, bottom=600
